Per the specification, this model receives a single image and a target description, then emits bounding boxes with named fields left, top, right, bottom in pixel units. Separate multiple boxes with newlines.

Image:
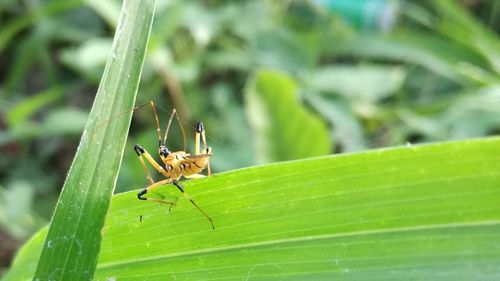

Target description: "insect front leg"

left=134, top=144, right=177, bottom=208
left=134, top=144, right=170, bottom=178
left=137, top=178, right=177, bottom=208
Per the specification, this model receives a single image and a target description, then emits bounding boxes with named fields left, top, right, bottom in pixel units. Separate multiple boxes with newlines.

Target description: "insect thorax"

left=162, top=151, right=208, bottom=178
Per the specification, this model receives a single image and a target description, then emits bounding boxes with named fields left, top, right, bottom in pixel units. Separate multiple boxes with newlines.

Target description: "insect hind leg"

left=195, top=121, right=211, bottom=175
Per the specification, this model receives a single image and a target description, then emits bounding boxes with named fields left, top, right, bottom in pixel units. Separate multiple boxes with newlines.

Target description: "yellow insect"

left=134, top=102, right=214, bottom=229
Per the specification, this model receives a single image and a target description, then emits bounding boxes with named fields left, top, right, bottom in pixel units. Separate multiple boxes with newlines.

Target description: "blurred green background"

left=0, top=0, right=499, bottom=275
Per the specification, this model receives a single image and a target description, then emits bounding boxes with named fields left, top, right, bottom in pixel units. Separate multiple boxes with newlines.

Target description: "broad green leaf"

left=31, top=0, right=157, bottom=280
left=309, top=65, right=407, bottom=101
left=4, top=138, right=500, bottom=280
left=245, top=69, right=331, bottom=163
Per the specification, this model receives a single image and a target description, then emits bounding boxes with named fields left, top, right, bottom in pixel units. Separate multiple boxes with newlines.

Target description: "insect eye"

left=159, top=146, right=170, bottom=157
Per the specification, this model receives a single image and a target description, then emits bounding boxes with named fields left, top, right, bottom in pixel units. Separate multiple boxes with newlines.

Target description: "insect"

left=134, top=101, right=214, bottom=229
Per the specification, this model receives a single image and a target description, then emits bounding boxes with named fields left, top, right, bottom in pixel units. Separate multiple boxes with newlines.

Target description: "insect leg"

left=195, top=121, right=211, bottom=175
left=134, top=144, right=170, bottom=178
left=137, top=178, right=176, bottom=207
left=134, top=145, right=178, bottom=210
left=173, top=180, right=215, bottom=229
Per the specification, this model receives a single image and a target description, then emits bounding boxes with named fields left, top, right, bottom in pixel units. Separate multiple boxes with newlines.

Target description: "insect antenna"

left=163, top=108, right=187, bottom=151
left=91, top=101, right=151, bottom=141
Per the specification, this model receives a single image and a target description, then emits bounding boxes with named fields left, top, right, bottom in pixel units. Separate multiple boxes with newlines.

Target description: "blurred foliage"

left=245, top=69, right=330, bottom=163
left=0, top=0, right=499, bottom=274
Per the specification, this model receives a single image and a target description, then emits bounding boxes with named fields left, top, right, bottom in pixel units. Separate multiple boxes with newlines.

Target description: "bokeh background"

left=1, top=0, right=499, bottom=274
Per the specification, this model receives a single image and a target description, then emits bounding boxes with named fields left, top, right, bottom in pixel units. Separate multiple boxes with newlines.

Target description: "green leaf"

left=6, top=87, right=63, bottom=127
left=59, top=38, right=113, bottom=82
left=5, top=138, right=500, bottom=280
left=332, top=32, right=489, bottom=84
left=0, top=182, right=46, bottom=240
left=254, top=31, right=316, bottom=75
left=434, top=0, right=500, bottom=74
left=2, top=227, right=49, bottom=281
left=245, top=69, right=331, bottom=163
left=309, top=65, right=407, bottom=101
left=29, top=0, right=157, bottom=280
left=306, top=94, right=367, bottom=152
left=441, top=85, right=500, bottom=138
left=40, top=108, right=89, bottom=136
left=397, top=85, right=500, bottom=141
left=85, top=0, right=121, bottom=28
left=0, top=0, right=82, bottom=54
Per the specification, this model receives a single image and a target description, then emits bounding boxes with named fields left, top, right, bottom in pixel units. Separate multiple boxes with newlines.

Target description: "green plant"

left=2, top=0, right=500, bottom=279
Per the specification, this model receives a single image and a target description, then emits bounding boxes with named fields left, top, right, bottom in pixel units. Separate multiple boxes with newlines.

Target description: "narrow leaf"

left=332, top=33, right=489, bottom=84
left=32, top=0, right=156, bottom=280
left=434, top=0, right=500, bottom=74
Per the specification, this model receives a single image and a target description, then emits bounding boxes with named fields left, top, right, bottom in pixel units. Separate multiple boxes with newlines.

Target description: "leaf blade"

left=4, top=138, right=500, bottom=280
left=95, top=137, right=500, bottom=280
left=31, top=0, right=157, bottom=280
